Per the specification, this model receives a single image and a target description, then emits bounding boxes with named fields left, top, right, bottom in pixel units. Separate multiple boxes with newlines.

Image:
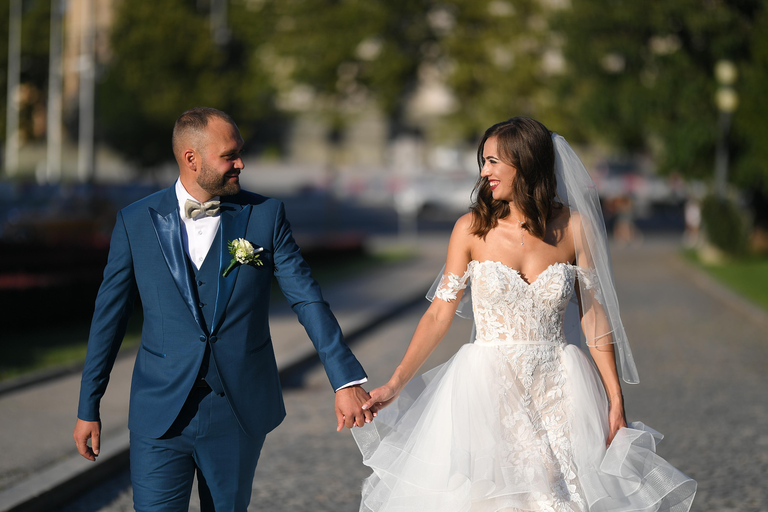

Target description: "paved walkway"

left=59, top=237, right=768, bottom=512
left=0, top=234, right=450, bottom=512
left=611, top=239, right=768, bottom=511
left=247, top=238, right=768, bottom=512
left=249, top=238, right=768, bottom=512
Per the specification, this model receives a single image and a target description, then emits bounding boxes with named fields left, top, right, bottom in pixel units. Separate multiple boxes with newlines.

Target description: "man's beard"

left=197, top=163, right=240, bottom=197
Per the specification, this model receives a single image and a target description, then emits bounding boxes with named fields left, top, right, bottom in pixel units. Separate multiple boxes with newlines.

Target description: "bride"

left=353, top=117, right=696, bottom=511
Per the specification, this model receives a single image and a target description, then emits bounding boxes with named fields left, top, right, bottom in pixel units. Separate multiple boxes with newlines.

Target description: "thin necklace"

left=513, top=216, right=525, bottom=245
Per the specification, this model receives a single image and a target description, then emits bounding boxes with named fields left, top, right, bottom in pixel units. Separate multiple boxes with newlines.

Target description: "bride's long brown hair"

left=470, top=117, right=558, bottom=240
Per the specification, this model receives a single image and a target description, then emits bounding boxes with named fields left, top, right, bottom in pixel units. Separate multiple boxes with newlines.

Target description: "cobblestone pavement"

left=614, top=241, right=768, bottom=512
left=57, top=239, right=768, bottom=512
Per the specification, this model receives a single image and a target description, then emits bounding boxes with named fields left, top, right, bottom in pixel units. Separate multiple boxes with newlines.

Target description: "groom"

left=73, top=107, right=373, bottom=511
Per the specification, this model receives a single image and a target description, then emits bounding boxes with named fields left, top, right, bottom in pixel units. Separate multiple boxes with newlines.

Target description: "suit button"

left=199, top=335, right=206, bottom=342
left=210, top=336, right=218, bottom=343
left=198, top=302, right=205, bottom=308
left=197, top=280, right=204, bottom=286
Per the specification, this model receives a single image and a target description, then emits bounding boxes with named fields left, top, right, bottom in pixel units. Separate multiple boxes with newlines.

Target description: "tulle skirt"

left=353, top=342, right=696, bottom=512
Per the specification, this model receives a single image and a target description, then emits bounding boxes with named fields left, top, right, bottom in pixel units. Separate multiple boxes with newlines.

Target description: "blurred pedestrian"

left=353, top=117, right=696, bottom=511
left=612, top=195, right=640, bottom=247
left=73, top=107, right=373, bottom=511
left=683, top=197, right=702, bottom=248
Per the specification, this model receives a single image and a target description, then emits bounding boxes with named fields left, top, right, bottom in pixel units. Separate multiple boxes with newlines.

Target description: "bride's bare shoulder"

left=446, top=213, right=476, bottom=261
left=454, top=212, right=475, bottom=234
left=547, top=206, right=577, bottom=259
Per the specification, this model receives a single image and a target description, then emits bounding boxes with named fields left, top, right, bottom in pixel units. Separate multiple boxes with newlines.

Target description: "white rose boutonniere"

left=223, top=238, right=264, bottom=277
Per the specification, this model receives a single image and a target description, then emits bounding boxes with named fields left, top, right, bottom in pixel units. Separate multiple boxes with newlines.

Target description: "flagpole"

left=4, top=0, right=22, bottom=177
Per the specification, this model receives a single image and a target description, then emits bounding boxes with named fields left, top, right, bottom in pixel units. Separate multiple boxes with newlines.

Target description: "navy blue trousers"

left=130, top=386, right=266, bottom=512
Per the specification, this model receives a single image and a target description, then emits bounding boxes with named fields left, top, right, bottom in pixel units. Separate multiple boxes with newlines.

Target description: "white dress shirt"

left=176, top=180, right=220, bottom=270
left=175, top=180, right=365, bottom=392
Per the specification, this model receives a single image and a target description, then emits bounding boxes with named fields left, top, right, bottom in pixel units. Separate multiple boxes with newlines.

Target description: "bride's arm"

left=574, top=276, right=627, bottom=446
left=571, top=212, right=627, bottom=445
left=363, top=215, right=473, bottom=411
left=591, top=352, right=626, bottom=447
left=581, top=301, right=627, bottom=446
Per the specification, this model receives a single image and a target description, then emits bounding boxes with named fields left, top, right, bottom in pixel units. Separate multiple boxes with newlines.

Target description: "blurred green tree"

left=440, top=0, right=570, bottom=139
left=266, top=0, right=431, bottom=135
left=8, top=0, right=768, bottom=191
left=552, top=0, right=762, bottom=182
left=98, top=0, right=280, bottom=167
left=734, top=6, right=768, bottom=194
left=267, top=0, right=561, bottom=142
left=733, top=6, right=768, bottom=228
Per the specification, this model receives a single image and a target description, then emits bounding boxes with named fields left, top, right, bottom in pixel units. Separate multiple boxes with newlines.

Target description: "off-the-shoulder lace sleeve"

left=575, top=266, right=604, bottom=305
left=433, top=270, right=470, bottom=303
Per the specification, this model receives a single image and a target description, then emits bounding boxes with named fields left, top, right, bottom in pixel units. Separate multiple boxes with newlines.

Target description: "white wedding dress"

left=354, top=260, right=696, bottom=512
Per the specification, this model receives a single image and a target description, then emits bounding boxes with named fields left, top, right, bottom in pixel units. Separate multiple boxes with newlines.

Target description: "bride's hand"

left=362, top=383, right=400, bottom=413
left=606, top=396, right=627, bottom=446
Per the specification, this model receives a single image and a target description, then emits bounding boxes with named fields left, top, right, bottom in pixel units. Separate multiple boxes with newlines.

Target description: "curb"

left=0, top=288, right=429, bottom=512
left=0, top=431, right=131, bottom=512
left=0, top=348, right=139, bottom=400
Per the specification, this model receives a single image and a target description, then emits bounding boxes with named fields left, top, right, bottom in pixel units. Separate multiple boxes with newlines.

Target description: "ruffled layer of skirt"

left=353, top=343, right=696, bottom=512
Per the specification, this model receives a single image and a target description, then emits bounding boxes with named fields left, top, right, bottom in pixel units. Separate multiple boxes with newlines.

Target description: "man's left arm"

left=75, top=211, right=138, bottom=460
left=270, top=201, right=372, bottom=428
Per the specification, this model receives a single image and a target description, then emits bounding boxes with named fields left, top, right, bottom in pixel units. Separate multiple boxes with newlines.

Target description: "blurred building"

left=7, top=0, right=124, bottom=182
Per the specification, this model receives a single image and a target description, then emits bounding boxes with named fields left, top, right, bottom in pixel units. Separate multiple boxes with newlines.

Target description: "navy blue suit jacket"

left=77, top=186, right=366, bottom=439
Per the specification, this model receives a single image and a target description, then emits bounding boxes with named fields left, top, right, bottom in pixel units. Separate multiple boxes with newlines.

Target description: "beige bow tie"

left=184, top=199, right=221, bottom=219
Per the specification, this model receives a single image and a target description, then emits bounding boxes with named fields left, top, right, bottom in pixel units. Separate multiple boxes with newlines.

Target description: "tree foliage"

left=266, top=0, right=437, bottom=133
left=97, top=0, right=280, bottom=166
left=701, top=194, right=751, bottom=255
left=440, top=0, right=565, bottom=139
left=268, top=0, right=562, bottom=140
left=552, top=0, right=763, bottom=183
left=733, top=6, right=768, bottom=195
left=6, top=0, right=768, bottom=193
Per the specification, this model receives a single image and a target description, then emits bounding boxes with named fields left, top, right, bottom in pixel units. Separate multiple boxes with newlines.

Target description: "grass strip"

left=683, top=249, right=768, bottom=311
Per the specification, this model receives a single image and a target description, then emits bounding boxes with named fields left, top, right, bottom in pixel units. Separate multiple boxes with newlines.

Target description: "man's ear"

left=183, top=149, right=197, bottom=172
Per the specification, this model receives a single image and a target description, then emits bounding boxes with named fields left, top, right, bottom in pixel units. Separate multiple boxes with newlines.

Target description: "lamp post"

left=77, top=0, right=96, bottom=183
left=714, top=60, right=738, bottom=199
left=4, top=0, right=21, bottom=177
left=210, top=0, right=230, bottom=46
left=46, top=0, right=65, bottom=183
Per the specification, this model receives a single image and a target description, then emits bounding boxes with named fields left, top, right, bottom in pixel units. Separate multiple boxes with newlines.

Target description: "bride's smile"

left=481, top=135, right=518, bottom=202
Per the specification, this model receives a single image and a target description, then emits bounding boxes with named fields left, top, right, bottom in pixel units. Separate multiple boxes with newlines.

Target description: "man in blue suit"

left=73, top=107, right=373, bottom=511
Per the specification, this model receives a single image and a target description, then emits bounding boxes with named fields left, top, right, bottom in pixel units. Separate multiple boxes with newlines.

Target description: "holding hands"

left=335, top=385, right=378, bottom=432
left=361, top=380, right=401, bottom=413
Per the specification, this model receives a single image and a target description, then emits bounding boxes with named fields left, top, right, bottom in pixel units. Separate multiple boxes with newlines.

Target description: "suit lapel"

left=149, top=187, right=205, bottom=331
left=211, top=197, right=251, bottom=334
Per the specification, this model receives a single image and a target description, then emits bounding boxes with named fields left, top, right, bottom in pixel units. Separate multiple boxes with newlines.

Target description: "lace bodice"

left=435, top=260, right=578, bottom=345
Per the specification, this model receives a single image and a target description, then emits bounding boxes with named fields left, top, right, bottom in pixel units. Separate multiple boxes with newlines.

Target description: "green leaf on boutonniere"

left=223, top=238, right=263, bottom=277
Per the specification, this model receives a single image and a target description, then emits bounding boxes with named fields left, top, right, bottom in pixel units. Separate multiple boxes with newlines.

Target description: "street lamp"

left=4, top=0, right=21, bottom=177
left=714, top=60, right=738, bottom=198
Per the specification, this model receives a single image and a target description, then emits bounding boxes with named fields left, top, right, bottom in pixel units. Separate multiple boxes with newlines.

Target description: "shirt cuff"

left=335, top=378, right=368, bottom=392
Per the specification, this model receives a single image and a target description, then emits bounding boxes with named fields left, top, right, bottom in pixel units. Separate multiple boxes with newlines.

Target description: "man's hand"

left=335, top=385, right=374, bottom=432
left=73, top=419, right=102, bottom=461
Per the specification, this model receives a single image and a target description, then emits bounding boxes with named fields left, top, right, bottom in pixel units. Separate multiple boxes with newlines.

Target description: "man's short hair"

left=172, top=107, right=236, bottom=157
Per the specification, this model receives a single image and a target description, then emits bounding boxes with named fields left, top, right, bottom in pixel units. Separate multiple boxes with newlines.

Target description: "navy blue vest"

left=190, top=229, right=225, bottom=396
